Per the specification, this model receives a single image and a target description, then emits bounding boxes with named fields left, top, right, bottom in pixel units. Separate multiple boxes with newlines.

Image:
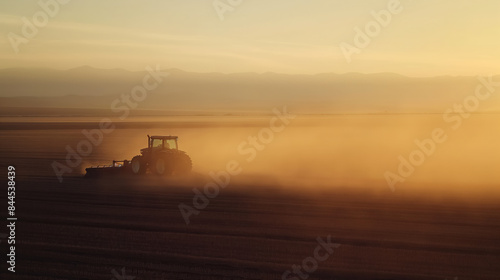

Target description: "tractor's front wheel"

left=131, top=156, right=146, bottom=175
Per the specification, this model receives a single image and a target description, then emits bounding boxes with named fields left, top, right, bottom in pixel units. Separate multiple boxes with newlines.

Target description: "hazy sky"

left=0, top=0, right=499, bottom=76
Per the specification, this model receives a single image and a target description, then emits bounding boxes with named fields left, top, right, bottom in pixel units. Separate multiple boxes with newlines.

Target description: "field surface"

left=1, top=116, right=499, bottom=280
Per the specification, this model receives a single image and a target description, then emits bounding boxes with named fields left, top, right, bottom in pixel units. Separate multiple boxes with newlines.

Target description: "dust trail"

left=9, top=114, right=496, bottom=198
left=101, top=115, right=500, bottom=199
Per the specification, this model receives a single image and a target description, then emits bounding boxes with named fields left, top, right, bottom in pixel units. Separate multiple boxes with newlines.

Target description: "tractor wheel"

left=153, top=156, right=173, bottom=176
left=173, top=151, right=192, bottom=175
left=131, top=156, right=146, bottom=175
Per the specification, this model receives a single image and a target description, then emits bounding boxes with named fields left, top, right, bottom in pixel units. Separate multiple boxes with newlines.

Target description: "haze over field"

left=0, top=0, right=499, bottom=194
left=0, top=0, right=498, bottom=194
left=1, top=67, right=500, bottom=114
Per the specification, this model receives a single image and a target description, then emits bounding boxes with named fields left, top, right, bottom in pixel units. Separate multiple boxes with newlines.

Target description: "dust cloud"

left=94, top=114, right=500, bottom=198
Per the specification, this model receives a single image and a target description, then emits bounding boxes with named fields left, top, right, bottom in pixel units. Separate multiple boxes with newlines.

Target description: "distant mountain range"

left=1, top=66, right=499, bottom=115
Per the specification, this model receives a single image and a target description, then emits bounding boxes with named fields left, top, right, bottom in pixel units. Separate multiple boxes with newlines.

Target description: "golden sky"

left=0, top=0, right=499, bottom=76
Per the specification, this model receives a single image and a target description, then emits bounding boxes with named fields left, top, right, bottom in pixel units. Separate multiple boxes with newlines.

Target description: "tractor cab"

left=149, top=135, right=178, bottom=150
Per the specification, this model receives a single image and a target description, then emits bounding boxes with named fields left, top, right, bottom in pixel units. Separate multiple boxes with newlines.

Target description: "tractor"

left=85, top=135, right=192, bottom=177
left=131, top=135, right=192, bottom=175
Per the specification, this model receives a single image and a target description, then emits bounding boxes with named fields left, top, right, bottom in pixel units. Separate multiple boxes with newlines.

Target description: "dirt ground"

left=1, top=117, right=499, bottom=279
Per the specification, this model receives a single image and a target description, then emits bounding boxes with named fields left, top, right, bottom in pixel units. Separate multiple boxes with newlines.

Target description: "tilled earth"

left=1, top=174, right=499, bottom=280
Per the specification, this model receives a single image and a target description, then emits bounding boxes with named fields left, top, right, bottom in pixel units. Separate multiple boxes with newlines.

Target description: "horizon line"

left=1, top=66, right=498, bottom=79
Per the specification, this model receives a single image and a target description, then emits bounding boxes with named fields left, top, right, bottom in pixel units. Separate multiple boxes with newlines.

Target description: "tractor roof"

left=150, top=135, right=178, bottom=139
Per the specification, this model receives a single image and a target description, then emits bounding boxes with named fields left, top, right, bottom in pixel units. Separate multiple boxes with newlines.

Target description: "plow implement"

left=85, top=160, right=130, bottom=177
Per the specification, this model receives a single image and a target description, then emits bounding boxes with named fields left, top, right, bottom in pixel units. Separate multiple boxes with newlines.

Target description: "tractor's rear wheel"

left=131, top=156, right=146, bottom=175
left=153, top=151, right=192, bottom=176
left=153, top=156, right=174, bottom=176
left=173, top=151, right=192, bottom=175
